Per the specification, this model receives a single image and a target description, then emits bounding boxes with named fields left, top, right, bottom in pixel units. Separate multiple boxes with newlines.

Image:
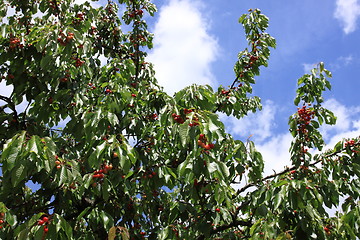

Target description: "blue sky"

left=1, top=0, right=360, bottom=175
left=145, top=0, right=360, bottom=174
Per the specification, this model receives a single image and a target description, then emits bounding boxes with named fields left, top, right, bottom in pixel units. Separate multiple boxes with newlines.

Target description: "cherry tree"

left=0, top=0, right=359, bottom=239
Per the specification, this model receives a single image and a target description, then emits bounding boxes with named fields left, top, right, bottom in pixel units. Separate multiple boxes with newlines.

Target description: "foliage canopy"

left=0, top=0, right=359, bottom=239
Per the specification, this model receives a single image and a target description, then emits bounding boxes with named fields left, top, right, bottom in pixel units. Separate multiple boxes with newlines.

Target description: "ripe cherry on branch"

left=172, top=113, right=185, bottom=124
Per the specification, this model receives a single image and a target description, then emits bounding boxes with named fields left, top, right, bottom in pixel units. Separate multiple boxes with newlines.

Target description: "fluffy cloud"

left=222, top=100, right=277, bottom=143
left=147, top=0, right=219, bottom=95
left=302, top=63, right=317, bottom=73
left=334, top=0, right=360, bottom=34
left=330, top=55, right=354, bottom=71
left=220, top=100, right=290, bottom=175
left=223, top=98, right=360, bottom=177
left=320, top=98, right=360, bottom=147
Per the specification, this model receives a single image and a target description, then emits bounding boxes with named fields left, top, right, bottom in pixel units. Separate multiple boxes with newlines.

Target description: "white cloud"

left=221, top=100, right=291, bottom=175
left=222, top=100, right=277, bottom=143
left=321, top=99, right=352, bottom=137
left=147, top=0, right=219, bottom=95
left=73, top=0, right=102, bottom=8
left=330, top=55, right=354, bottom=71
left=320, top=98, right=360, bottom=147
left=334, top=0, right=360, bottom=34
left=302, top=63, right=317, bottom=73
left=257, top=133, right=293, bottom=176
left=224, top=98, right=360, bottom=177
left=338, top=55, right=354, bottom=65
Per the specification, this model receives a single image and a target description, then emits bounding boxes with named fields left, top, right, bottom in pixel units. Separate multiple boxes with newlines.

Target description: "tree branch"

left=235, top=139, right=360, bottom=196
left=196, top=218, right=252, bottom=240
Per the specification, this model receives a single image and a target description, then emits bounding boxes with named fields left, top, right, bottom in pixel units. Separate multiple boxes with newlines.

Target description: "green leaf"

left=58, top=165, right=69, bottom=186
left=40, top=55, right=52, bottom=69
left=5, top=212, right=17, bottom=226
left=256, top=204, right=268, bottom=216
left=179, top=123, right=189, bottom=147
left=1, top=131, right=26, bottom=171
left=274, top=185, right=287, bottom=209
left=11, top=163, right=26, bottom=187
left=218, top=161, right=230, bottom=178
left=273, top=180, right=288, bottom=188
left=55, top=214, right=73, bottom=238
left=36, top=38, right=47, bottom=51
left=100, top=211, right=114, bottom=230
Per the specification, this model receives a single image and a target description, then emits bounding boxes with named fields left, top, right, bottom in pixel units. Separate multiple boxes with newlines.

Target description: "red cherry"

left=204, top=144, right=213, bottom=150
left=215, top=208, right=220, bottom=213
left=38, top=220, right=45, bottom=225
left=42, top=216, right=49, bottom=222
left=44, top=226, right=48, bottom=233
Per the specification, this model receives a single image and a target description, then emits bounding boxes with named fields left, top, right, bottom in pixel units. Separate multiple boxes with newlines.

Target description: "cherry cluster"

left=55, top=155, right=61, bottom=169
left=48, top=0, right=62, bottom=13
left=105, top=88, right=113, bottom=94
left=197, top=134, right=215, bottom=150
left=87, top=82, right=96, bottom=90
left=345, top=139, right=355, bottom=147
left=59, top=77, right=68, bottom=83
left=188, top=119, right=200, bottom=127
left=221, top=89, right=230, bottom=95
left=323, top=226, right=332, bottom=235
left=141, top=169, right=157, bottom=179
left=72, top=12, right=85, bottom=25
left=172, top=113, right=185, bottom=124
left=73, top=57, right=85, bottom=67
left=184, top=109, right=200, bottom=127
left=297, top=105, right=315, bottom=139
left=0, top=212, right=4, bottom=229
left=146, top=113, right=158, bottom=121
left=172, top=109, right=200, bottom=126
left=248, top=54, right=259, bottom=68
left=92, top=164, right=113, bottom=179
left=129, top=34, right=147, bottom=45
left=9, top=37, right=22, bottom=49
left=38, top=215, right=50, bottom=233
left=128, top=9, right=144, bottom=18
left=89, top=26, right=97, bottom=35
left=57, top=31, right=74, bottom=46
